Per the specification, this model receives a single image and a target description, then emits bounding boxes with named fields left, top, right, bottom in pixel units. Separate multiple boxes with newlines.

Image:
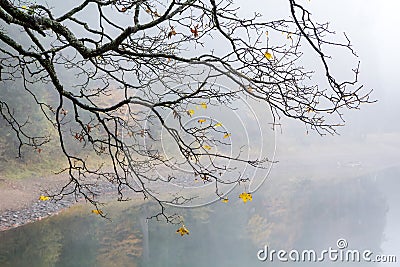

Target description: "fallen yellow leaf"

left=39, top=195, right=50, bottom=201
left=200, top=102, right=207, bottom=109
left=223, top=133, right=231, bottom=139
left=176, top=224, right=190, bottom=236
left=21, top=5, right=27, bottom=9
left=198, top=119, right=206, bottom=124
left=214, top=122, right=223, bottom=127
left=222, top=198, right=229, bottom=203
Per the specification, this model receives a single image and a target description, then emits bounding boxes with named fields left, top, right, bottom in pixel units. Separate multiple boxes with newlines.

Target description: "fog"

left=0, top=0, right=399, bottom=266
left=264, top=0, right=400, bottom=263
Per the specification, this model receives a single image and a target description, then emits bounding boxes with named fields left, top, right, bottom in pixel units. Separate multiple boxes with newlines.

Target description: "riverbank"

left=0, top=173, right=119, bottom=231
left=1, top=136, right=399, bottom=232
left=0, top=195, right=74, bottom=231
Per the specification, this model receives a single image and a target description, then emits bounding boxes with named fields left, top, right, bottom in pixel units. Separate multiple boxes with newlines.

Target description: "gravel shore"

left=0, top=181, right=119, bottom=232
left=0, top=197, right=75, bottom=231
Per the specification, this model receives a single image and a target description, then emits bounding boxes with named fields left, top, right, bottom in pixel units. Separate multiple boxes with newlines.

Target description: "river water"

left=0, top=167, right=398, bottom=267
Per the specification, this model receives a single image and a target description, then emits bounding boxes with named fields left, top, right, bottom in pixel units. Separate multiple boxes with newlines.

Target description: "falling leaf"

left=203, top=145, right=212, bottom=150
left=222, top=198, right=229, bottom=203
left=214, top=122, right=223, bottom=127
left=92, top=209, right=103, bottom=215
left=176, top=224, right=190, bottom=236
left=223, top=133, right=231, bottom=139
left=187, top=109, right=195, bottom=116
left=239, top=192, right=253, bottom=203
left=200, top=102, right=207, bottom=109
left=264, top=52, right=273, bottom=60
left=198, top=119, right=206, bottom=124
left=39, top=195, right=50, bottom=201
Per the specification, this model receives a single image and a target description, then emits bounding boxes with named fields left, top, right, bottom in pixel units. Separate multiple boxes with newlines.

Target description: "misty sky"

left=1, top=1, right=399, bottom=265
left=240, top=0, right=400, bottom=260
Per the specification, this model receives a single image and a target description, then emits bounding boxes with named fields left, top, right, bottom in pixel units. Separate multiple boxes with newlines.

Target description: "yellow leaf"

left=200, top=102, right=207, bottom=109
left=176, top=224, right=190, bottom=236
left=239, top=192, right=253, bottom=203
left=264, top=52, right=273, bottom=60
left=222, top=198, right=229, bottom=203
left=39, top=195, right=50, bottom=201
left=21, top=5, right=27, bottom=9
left=198, top=119, right=206, bottom=124
left=91, top=209, right=103, bottom=215
left=187, top=109, right=195, bottom=117
left=203, top=145, right=212, bottom=150
left=214, top=122, right=223, bottom=127
left=223, top=133, right=231, bottom=139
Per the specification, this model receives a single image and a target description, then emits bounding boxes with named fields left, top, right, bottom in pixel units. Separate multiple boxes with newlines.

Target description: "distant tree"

left=0, top=0, right=372, bottom=220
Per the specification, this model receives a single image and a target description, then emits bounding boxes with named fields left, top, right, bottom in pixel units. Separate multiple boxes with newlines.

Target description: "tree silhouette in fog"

left=0, top=0, right=372, bottom=220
